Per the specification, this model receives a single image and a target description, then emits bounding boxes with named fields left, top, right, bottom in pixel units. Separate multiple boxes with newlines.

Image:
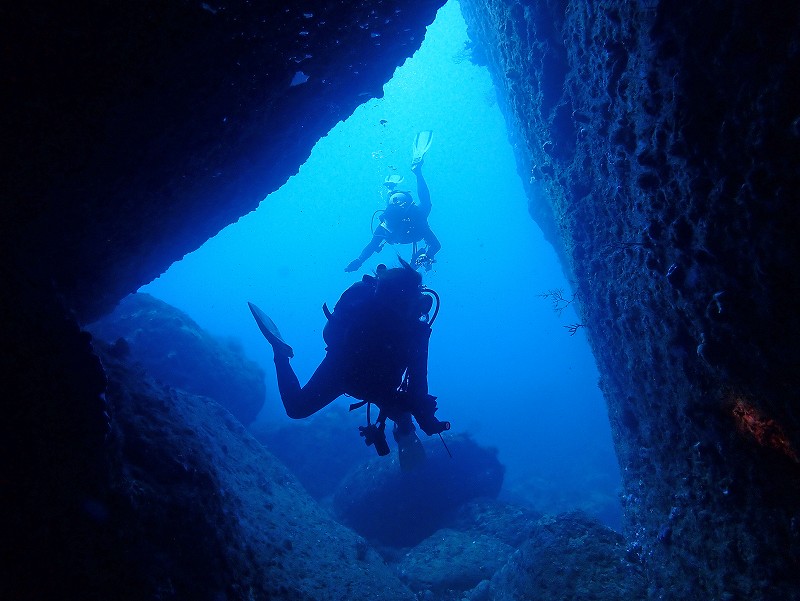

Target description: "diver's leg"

left=274, top=354, right=346, bottom=419
left=393, top=412, right=426, bottom=471
left=393, top=412, right=416, bottom=435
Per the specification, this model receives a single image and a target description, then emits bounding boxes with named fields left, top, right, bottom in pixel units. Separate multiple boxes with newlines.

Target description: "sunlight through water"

left=141, top=0, right=621, bottom=525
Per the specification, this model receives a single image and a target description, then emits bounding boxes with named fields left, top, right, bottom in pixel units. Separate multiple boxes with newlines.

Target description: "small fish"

left=380, top=119, right=388, bottom=126
left=290, top=71, right=309, bottom=87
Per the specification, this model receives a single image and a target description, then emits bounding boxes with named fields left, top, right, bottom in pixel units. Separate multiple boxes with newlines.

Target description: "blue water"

left=141, top=1, right=621, bottom=525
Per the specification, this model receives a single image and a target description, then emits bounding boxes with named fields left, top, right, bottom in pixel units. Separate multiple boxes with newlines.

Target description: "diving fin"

left=412, top=130, right=433, bottom=166
left=383, top=174, right=404, bottom=191
left=247, top=302, right=294, bottom=358
left=394, top=429, right=426, bottom=472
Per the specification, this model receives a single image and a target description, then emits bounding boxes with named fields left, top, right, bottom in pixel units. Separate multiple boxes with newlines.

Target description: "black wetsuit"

left=272, top=279, right=432, bottom=432
left=377, top=202, right=436, bottom=246
left=345, top=167, right=441, bottom=272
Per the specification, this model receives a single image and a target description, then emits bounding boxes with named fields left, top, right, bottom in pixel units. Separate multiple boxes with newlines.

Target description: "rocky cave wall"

left=2, top=0, right=445, bottom=324
left=1, top=2, right=446, bottom=599
left=3, top=0, right=800, bottom=599
left=459, top=0, right=800, bottom=599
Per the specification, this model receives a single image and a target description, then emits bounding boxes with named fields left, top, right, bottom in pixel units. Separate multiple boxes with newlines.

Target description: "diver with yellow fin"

left=345, top=131, right=441, bottom=273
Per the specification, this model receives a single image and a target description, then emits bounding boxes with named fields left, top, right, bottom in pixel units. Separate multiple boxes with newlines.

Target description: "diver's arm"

left=405, top=323, right=449, bottom=436
left=413, top=164, right=431, bottom=217
left=345, top=234, right=383, bottom=272
left=406, top=323, right=431, bottom=399
left=423, top=229, right=441, bottom=259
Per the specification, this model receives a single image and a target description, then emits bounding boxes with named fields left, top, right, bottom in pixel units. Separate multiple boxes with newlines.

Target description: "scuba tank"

left=340, top=283, right=448, bottom=457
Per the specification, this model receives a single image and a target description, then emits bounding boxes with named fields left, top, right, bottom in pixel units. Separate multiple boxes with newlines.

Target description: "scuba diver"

left=248, top=259, right=450, bottom=471
left=345, top=131, right=441, bottom=273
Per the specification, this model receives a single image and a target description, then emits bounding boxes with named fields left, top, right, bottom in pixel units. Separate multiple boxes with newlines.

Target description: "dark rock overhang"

left=2, top=0, right=445, bottom=323
left=1, top=3, right=447, bottom=598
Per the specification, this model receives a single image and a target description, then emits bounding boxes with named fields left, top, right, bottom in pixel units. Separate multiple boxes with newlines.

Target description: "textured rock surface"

left=88, top=292, right=266, bottom=425
left=2, top=0, right=445, bottom=323
left=396, top=528, right=514, bottom=598
left=250, top=404, right=369, bottom=500
left=4, top=0, right=800, bottom=597
left=332, top=434, right=504, bottom=547
left=386, top=509, right=644, bottom=601
left=446, top=499, right=542, bottom=548
left=96, top=344, right=416, bottom=600
left=1, top=2, right=444, bottom=598
left=473, top=511, right=646, bottom=601
left=459, top=0, right=800, bottom=598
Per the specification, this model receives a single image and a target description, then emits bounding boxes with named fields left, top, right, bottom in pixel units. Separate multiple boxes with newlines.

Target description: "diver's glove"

left=406, top=393, right=450, bottom=436
left=345, top=259, right=362, bottom=273
left=414, top=253, right=434, bottom=272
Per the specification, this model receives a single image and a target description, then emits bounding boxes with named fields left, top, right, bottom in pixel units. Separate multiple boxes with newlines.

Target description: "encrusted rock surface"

left=250, top=404, right=370, bottom=500
left=396, top=528, right=514, bottom=598
left=385, top=509, right=645, bottom=601
left=93, top=343, right=416, bottom=600
left=460, top=0, right=800, bottom=598
left=446, top=499, right=542, bottom=548
left=472, top=511, right=646, bottom=601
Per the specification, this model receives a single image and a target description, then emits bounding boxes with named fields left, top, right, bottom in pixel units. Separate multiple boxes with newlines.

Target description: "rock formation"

left=2, top=2, right=444, bottom=599
left=88, top=292, right=266, bottom=425
left=3, top=0, right=798, bottom=599
left=94, top=343, right=416, bottom=600
left=477, top=511, right=647, bottom=601
left=459, top=0, right=800, bottom=598
left=331, top=434, right=504, bottom=547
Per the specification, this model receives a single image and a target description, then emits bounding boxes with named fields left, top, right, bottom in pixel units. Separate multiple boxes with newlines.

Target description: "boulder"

left=250, top=404, right=369, bottom=500
left=332, top=433, right=504, bottom=547
left=447, top=499, right=542, bottom=548
left=89, top=292, right=265, bottom=425
left=472, top=511, right=646, bottom=601
left=396, top=528, right=513, bottom=598
left=94, top=342, right=416, bottom=600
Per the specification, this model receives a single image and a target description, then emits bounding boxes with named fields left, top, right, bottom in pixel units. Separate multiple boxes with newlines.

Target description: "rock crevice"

left=459, top=0, right=800, bottom=598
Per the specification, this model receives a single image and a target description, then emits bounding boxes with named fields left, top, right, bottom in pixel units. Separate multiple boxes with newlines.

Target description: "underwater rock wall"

left=2, top=0, right=445, bottom=324
left=459, top=0, right=800, bottom=599
left=1, top=2, right=445, bottom=598
left=2, top=287, right=112, bottom=600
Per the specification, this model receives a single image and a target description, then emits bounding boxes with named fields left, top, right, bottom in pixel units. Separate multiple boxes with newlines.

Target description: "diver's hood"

left=390, top=191, right=413, bottom=205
